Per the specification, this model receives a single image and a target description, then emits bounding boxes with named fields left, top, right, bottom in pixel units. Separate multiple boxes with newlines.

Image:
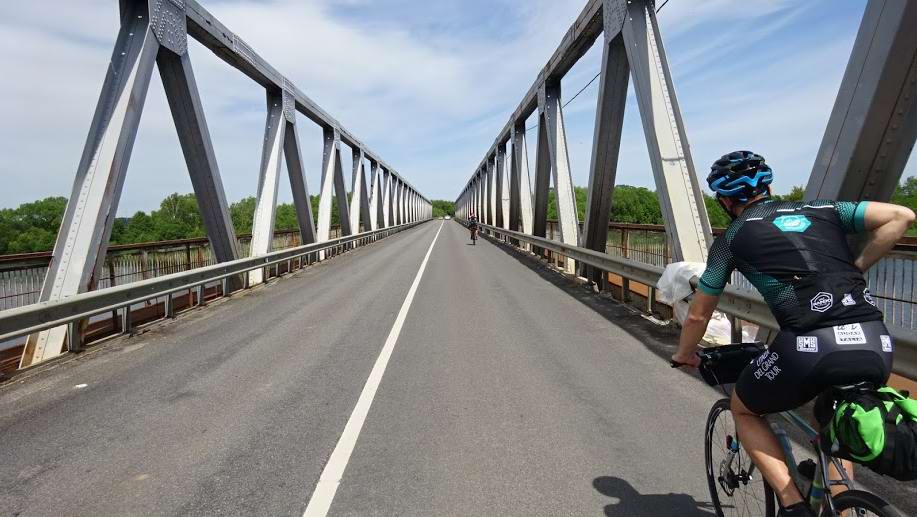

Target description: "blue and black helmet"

left=707, top=151, right=773, bottom=202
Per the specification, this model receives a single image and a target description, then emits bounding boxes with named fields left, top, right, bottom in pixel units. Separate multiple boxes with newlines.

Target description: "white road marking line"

left=302, top=221, right=445, bottom=517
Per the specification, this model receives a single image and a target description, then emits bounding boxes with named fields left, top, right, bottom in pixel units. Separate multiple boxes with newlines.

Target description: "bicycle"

left=683, top=344, right=901, bottom=517
left=470, top=225, right=478, bottom=245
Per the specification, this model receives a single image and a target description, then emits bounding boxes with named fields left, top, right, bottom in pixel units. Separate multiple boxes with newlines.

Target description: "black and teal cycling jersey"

left=698, top=199, right=883, bottom=333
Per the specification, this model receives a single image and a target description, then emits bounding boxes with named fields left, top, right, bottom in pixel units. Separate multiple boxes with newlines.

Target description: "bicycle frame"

left=772, top=410, right=852, bottom=515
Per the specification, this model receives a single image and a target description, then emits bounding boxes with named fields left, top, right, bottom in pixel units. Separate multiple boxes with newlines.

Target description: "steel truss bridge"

left=1, top=0, right=916, bottom=515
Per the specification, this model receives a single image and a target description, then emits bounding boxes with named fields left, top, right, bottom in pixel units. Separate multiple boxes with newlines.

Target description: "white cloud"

left=0, top=0, right=586, bottom=210
left=0, top=0, right=910, bottom=214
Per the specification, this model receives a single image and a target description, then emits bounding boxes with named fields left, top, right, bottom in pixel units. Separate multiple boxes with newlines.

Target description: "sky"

left=0, top=0, right=913, bottom=214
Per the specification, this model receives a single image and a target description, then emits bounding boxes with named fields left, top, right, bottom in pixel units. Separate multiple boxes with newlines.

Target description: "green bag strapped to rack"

left=816, top=385, right=917, bottom=481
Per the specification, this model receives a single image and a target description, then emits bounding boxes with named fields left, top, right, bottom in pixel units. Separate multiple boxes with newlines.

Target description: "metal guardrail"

left=473, top=221, right=917, bottom=380
left=0, top=220, right=429, bottom=359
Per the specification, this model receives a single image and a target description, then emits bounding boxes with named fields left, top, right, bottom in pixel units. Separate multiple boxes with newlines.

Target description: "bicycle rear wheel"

left=705, top=398, right=776, bottom=517
left=825, top=490, right=902, bottom=517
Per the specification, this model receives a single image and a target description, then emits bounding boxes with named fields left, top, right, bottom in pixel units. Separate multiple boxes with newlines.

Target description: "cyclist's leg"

left=731, top=333, right=825, bottom=508
left=733, top=322, right=893, bottom=507
left=730, top=391, right=803, bottom=507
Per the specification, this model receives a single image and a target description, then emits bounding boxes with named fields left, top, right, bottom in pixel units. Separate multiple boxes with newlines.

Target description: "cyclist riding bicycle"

left=468, top=213, right=479, bottom=242
left=670, top=151, right=914, bottom=516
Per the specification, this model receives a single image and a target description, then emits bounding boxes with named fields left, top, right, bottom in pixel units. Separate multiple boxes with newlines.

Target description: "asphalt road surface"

left=1, top=220, right=913, bottom=516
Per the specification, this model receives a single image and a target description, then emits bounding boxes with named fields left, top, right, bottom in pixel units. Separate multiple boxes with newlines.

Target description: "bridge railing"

left=474, top=221, right=917, bottom=381
left=542, top=220, right=917, bottom=330
left=0, top=220, right=427, bottom=374
left=15, top=0, right=433, bottom=367
left=0, top=227, right=353, bottom=312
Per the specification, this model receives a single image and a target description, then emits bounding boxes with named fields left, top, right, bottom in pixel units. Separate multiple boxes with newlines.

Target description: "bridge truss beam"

left=806, top=0, right=917, bottom=202
left=22, top=0, right=430, bottom=366
left=456, top=0, right=711, bottom=278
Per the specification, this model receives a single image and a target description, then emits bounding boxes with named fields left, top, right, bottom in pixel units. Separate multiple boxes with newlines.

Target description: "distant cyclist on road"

left=670, top=151, right=914, bottom=516
left=468, top=212, right=479, bottom=244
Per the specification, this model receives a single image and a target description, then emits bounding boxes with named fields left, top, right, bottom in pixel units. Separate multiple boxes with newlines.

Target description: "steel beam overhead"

left=390, top=180, right=398, bottom=226
left=581, top=31, right=629, bottom=282
left=499, top=146, right=511, bottom=229
left=539, top=82, right=580, bottom=272
left=159, top=49, right=241, bottom=267
left=22, top=7, right=160, bottom=367
left=397, top=179, right=403, bottom=226
left=249, top=91, right=286, bottom=286
left=282, top=119, right=317, bottom=244
left=333, top=145, right=352, bottom=237
left=456, top=0, right=710, bottom=275
left=511, top=124, right=535, bottom=236
left=464, top=0, right=605, bottom=174
left=621, top=0, right=710, bottom=262
left=368, top=160, right=382, bottom=230
left=179, top=0, right=428, bottom=201
left=485, top=158, right=495, bottom=226
left=382, top=169, right=393, bottom=228
left=806, top=0, right=917, bottom=202
left=350, top=148, right=370, bottom=235
left=532, top=113, right=552, bottom=242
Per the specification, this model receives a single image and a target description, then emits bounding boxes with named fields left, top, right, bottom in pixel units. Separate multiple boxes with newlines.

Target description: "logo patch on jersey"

left=863, top=288, right=876, bottom=307
left=773, top=214, right=811, bottom=233
left=833, top=323, right=867, bottom=345
left=880, top=335, right=893, bottom=353
left=796, top=336, right=818, bottom=353
left=841, top=293, right=856, bottom=306
left=810, top=292, right=833, bottom=312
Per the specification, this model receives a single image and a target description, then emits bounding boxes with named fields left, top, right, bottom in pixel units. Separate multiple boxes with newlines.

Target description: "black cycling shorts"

left=734, top=320, right=893, bottom=415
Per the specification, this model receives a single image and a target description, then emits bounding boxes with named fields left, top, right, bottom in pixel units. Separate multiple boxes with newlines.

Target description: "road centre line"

left=302, top=221, right=445, bottom=517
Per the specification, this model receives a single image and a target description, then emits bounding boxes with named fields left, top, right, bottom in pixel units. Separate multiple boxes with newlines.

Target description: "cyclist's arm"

left=847, top=201, right=915, bottom=271
left=672, top=237, right=734, bottom=366
left=673, top=292, right=719, bottom=366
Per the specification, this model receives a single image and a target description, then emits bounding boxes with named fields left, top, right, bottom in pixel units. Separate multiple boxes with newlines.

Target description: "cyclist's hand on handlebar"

left=670, top=351, right=700, bottom=369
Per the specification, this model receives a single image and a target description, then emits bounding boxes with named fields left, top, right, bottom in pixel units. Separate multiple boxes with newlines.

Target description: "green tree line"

left=0, top=193, right=346, bottom=255
left=2, top=179, right=914, bottom=255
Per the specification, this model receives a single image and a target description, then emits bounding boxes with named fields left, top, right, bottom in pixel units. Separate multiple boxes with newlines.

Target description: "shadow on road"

left=593, top=476, right=716, bottom=516
left=482, top=235, right=917, bottom=516
left=482, top=235, right=689, bottom=369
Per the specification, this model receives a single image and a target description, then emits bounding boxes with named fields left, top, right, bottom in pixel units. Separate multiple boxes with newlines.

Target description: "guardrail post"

left=121, top=306, right=133, bottom=336
left=730, top=316, right=742, bottom=343
left=165, top=293, right=175, bottom=319
left=66, top=321, right=82, bottom=353
left=197, top=284, right=206, bottom=307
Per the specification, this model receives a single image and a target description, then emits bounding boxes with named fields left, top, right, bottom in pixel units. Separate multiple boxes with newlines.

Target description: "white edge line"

left=302, top=220, right=445, bottom=517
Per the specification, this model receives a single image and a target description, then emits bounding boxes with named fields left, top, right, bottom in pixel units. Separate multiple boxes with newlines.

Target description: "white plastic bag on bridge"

left=657, top=262, right=733, bottom=345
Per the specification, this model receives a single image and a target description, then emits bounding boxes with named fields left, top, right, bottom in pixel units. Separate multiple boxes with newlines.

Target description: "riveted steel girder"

left=283, top=121, right=317, bottom=245
left=248, top=90, right=286, bottom=285
left=350, top=148, right=370, bottom=234
left=581, top=32, right=629, bottom=282
left=510, top=123, right=535, bottom=236
left=537, top=81, right=579, bottom=271
left=22, top=6, right=160, bottom=367
left=159, top=47, right=240, bottom=264
left=621, top=0, right=711, bottom=262
left=498, top=146, right=510, bottom=229
left=368, top=160, right=382, bottom=230
left=807, top=0, right=917, bottom=202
